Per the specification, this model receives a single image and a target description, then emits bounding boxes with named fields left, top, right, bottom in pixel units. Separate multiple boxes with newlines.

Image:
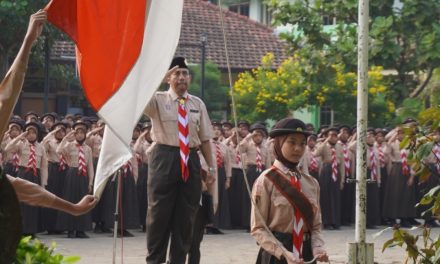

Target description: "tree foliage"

left=188, top=62, right=229, bottom=121
left=382, top=107, right=440, bottom=263
left=233, top=53, right=393, bottom=126
left=266, top=0, right=440, bottom=102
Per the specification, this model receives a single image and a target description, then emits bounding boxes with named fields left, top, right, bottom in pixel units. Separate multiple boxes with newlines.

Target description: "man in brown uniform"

left=143, top=57, right=214, bottom=264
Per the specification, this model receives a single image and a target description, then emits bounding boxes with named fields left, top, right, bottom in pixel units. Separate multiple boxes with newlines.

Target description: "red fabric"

left=178, top=97, right=189, bottom=182
left=309, top=151, right=318, bottom=172
left=59, top=154, right=67, bottom=172
left=78, top=144, right=87, bottom=177
left=401, top=149, right=409, bottom=176
left=45, top=0, right=147, bottom=111
left=215, top=141, right=223, bottom=167
left=290, top=175, right=304, bottom=258
left=236, top=149, right=241, bottom=164
left=342, top=143, right=351, bottom=177
left=331, top=147, right=338, bottom=182
left=12, top=152, right=19, bottom=172
left=377, top=143, right=385, bottom=167
left=256, top=146, right=263, bottom=173
left=123, top=159, right=132, bottom=177
left=369, top=147, right=377, bottom=181
left=26, top=144, right=37, bottom=176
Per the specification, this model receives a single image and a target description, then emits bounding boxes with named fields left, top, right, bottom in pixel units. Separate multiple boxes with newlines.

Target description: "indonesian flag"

left=45, top=0, right=183, bottom=197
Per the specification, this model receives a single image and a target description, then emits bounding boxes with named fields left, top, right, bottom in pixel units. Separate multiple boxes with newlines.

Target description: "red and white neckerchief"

left=77, top=144, right=87, bottom=177
left=215, top=141, right=223, bottom=168
left=290, top=173, right=304, bottom=259
left=59, top=154, right=67, bottom=172
left=122, top=159, right=132, bottom=177
left=400, top=149, right=409, bottom=176
left=331, top=147, right=338, bottom=182
left=369, top=146, right=378, bottom=181
left=235, top=147, right=241, bottom=164
left=377, top=143, right=385, bottom=167
left=178, top=96, right=190, bottom=182
left=309, top=149, right=318, bottom=172
left=12, top=152, right=20, bottom=172
left=256, top=145, right=263, bottom=173
left=341, top=143, right=351, bottom=177
left=26, top=143, right=37, bottom=176
left=135, top=153, right=142, bottom=165
left=433, top=144, right=440, bottom=174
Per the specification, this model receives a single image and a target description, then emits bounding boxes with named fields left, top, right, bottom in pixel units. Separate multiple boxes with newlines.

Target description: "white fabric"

left=93, top=0, right=183, bottom=198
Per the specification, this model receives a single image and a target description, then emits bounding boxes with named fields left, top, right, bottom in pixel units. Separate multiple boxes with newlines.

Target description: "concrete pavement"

left=38, top=226, right=434, bottom=263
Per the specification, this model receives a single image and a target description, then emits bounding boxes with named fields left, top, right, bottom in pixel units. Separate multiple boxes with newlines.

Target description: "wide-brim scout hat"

left=24, top=121, right=42, bottom=135
left=72, top=119, right=89, bottom=131
left=41, top=112, right=58, bottom=122
left=51, top=121, right=69, bottom=131
left=237, top=120, right=250, bottom=128
left=9, top=118, right=25, bottom=130
left=269, top=118, right=311, bottom=139
left=250, top=123, right=268, bottom=136
left=221, top=120, right=234, bottom=128
left=24, top=111, right=39, bottom=120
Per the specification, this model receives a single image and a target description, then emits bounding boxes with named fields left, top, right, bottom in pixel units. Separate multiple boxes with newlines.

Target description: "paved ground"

left=37, top=226, right=436, bottom=264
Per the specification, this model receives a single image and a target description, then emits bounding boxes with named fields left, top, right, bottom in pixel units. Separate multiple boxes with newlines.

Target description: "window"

left=229, top=2, right=250, bottom=17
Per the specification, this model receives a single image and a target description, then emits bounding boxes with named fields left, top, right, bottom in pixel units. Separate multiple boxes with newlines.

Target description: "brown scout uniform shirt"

left=314, top=141, right=345, bottom=186
left=143, top=89, right=213, bottom=148
left=5, top=138, right=48, bottom=186
left=56, top=140, right=95, bottom=187
left=239, top=138, right=271, bottom=169
left=211, top=139, right=232, bottom=178
left=251, top=160, right=325, bottom=260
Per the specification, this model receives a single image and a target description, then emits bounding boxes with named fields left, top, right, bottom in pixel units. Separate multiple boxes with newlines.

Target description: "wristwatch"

left=208, top=167, right=216, bottom=173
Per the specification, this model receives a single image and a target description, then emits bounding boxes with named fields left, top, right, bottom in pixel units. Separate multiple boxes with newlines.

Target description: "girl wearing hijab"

left=251, top=118, right=328, bottom=264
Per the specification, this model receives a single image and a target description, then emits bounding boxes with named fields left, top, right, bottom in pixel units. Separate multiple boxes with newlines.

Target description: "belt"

left=156, top=144, right=199, bottom=151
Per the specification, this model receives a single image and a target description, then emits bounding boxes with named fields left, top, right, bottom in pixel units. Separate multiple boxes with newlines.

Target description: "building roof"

left=51, top=0, right=287, bottom=70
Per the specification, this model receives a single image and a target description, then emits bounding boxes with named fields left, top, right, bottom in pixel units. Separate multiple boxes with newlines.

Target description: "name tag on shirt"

left=190, top=109, right=199, bottom=113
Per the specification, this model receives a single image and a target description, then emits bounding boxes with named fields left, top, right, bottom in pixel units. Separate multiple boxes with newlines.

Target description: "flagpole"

left=348, top=0, right=374, bottom=262
left=112, top=170, right=122, bottom=264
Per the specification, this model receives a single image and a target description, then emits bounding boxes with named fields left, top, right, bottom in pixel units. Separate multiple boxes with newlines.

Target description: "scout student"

left=251, top=118, right=328, bottom=264
left=56, top=119, right=94, bottom=238
left=5, top=121, right=48, bottom=236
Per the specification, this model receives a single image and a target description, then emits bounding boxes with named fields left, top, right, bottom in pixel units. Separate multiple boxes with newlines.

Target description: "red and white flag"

left=46, top=0, right=184, bottom=197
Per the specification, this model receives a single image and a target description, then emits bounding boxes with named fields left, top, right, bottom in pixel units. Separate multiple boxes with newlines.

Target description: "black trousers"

left=146, top=144, right=202, bottom=264
left=187, top=193, right=211, bottom=264
left=256, top=232, right=315, bottom=264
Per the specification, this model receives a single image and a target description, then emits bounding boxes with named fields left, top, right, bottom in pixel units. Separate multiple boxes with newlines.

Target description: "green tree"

left=233, top=53, right=393, bottom=126
left=267, top=0, right=440, bottom=103
left=188, top=62, right=229, bottom=121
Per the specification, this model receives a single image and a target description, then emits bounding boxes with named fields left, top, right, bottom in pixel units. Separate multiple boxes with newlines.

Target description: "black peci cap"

left=269, top=118, right=311, bottom=138
left=169, top=57, right=188, bottom=69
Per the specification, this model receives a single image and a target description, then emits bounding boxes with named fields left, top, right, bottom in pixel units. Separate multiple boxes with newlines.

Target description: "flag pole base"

left=347, top=242, right=374, bottom=264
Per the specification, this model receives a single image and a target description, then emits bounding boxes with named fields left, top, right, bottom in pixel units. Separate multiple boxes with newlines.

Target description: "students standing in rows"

left=382, top=125, right=417, bottom=227
left=239, top=123, right=271, bottom=230
left=210, top=121, right=232, bottom=231
left=1, top=119, right=25, bottom=177
left=41, top=121, right=69, bottom=234
left=374, top=128, right=391, bottom=225
left=5, top=121, right=48, bottom=236
left=56, top=120, right=94, bottom=238
left=134, top=121, right=153, bottom=232
left=299, top=134, right=321, bottom=180
left=314, top=127, right=344, bottom=230
left=223, top=128, right=245, bottom=229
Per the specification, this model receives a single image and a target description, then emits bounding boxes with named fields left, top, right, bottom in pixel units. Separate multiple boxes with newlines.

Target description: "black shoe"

left=407, top=218, right=420, bottom=226
left=424, top=220, right=440, bottom=228
left=76, top=231, right=89, bottom=238
left=323, top=224, right=333, bottom=230
left=94, top=223, right=102, bottom=233
left=366, top=224, right=376, bottom=229
left=400, top=219, right=412, bottom=228
left=117, top=230, right=134, bottom=237
left=332, top=225, right=340, bottom=230
left=67, top=231, right=76, bottom=238
left=141, top=225, right=146, bottom=233
left=101, top=227, right=113, bottom=233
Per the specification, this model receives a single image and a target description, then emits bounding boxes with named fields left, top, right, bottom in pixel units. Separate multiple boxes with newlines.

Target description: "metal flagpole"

left=112, top=170, right=122, bottom=264
left=348, top=0, right=374, bottom=262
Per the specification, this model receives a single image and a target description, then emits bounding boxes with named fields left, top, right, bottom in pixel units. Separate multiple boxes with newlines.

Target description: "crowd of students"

left=2, top=111, right=439, bottom=239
